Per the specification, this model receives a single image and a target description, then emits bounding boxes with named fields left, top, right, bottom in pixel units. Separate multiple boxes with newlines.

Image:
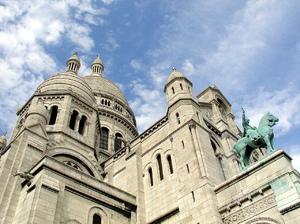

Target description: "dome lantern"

left=91, top=54, right=104, bottom=76
left=66, top=52, right=81, bottom=74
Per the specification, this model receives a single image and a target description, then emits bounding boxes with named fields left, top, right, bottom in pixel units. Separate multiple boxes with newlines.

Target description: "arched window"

left=69, top=110, right=78, bottom=130
left=172, top=87, right=175, bottom=94
left=211, top=140, right=226, bottom=181
left=93, top=214, right=101, bottom=224
left=167, top=155, right=174, bottom=174
left=114, top=133, right=123, bottom=152
left=176, top=113, right=180, bottom=124
left=180, top=83, right=183, bottom=90
left=49, top=106, right=58, bottom=125
left=157, top=154, right=164, bottom=180
left=148, top=167, right=154, bottom=186
left=100, top=127, right=109, bottom=150
left=78, top=115, right=87, bottom=135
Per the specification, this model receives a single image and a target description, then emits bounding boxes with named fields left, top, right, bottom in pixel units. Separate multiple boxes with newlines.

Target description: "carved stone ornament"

left=222, top=194, right=276, bottom=224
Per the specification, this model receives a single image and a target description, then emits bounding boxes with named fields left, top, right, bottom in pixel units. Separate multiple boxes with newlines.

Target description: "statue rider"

left=241, top=107, right=256, bottom=137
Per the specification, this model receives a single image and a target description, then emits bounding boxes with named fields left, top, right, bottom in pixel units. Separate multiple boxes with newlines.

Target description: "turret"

left=66, top=52, right=81, bottom=74
left=91, top=54, right=104, bottom=76
left=164, top=68, right=196, bottom=108
left=24, top=99, right=49, bottom=127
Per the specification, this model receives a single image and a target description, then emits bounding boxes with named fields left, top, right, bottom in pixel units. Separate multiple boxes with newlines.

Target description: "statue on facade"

left=232, top=108, right=279, bottom=169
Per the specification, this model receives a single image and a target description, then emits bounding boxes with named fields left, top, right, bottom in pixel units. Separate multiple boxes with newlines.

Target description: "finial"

left=74, top=52, right=78, bottom=56
left=3, top=131, right=7, bottom=137
left=172, top=67, right=176, bottom=71
left=97, top=54, right=100, bottom=58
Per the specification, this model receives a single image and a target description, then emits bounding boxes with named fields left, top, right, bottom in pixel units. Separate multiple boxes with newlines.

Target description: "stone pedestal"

left=215, top=149, right=300, bottom=224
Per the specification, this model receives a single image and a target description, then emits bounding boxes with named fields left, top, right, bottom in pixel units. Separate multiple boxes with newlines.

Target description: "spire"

left=91, top=54, right=104, bottom=76
left=66, top=52, right=81, bottom=74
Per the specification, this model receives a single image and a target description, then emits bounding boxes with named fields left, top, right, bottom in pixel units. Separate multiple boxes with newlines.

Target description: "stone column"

left=74, top=116, right=81, bottom=132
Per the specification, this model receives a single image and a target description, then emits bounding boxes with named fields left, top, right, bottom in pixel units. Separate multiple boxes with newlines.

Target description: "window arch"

left=167, top=155, right=174, bottom=174
left=93, top=213, right=101, bottom=224
left=148, top=167, right=154, bottom=186
left=211, top=139, right=226, bottom=181
left=176, top=113, right=181, bottom=124
left=78, top=115, right=87, bottom=135
left=180, top=83, right=183, bottom=90
left=69, top=110, right=78, bottom=130
left=157, top=154, right=164, bottom=180
left=49, top=105, right=58, bottom=125
left=114, top=133, right=123, bottom=152
left=100, top=127, right=109, bottom=150
left=172, top=87, right=175, bottom=94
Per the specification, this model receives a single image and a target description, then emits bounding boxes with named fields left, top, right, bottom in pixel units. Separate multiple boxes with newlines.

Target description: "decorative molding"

left=72, top=98, right=94, bottom=113
left=41, top=184, right=59, bottom=193
left=222, top=194, right=276, bottom=224
left=148, top=207, right=179, bottom=224
left=41, top=95, right=65, bottom=101
left=99, top=111, right=138, bottom=137
left=113, top=166, right=126, bottom=177
left=113, top=147, right=127, bottom=160
left=280, top=202, right=300, bottom=215
left=140, top=116, right=168, bottom=140
left=245, top=217, right=281, bottom=224
left=204, top=120, right=221, bottom=137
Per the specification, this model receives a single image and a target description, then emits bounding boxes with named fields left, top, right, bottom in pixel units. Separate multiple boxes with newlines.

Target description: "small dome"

left=24, top=100, right=49, bottom=127
left=92, top=55, right=104, bottom=66
left=66, top=52, right=81, bottom=73
left=91, top=55, right=104, bottom=76
left=28, top=100, right=49, bottom=119
left=167, top=68, right=186, bottom=82
left=37, top=72, right=96, bottom=105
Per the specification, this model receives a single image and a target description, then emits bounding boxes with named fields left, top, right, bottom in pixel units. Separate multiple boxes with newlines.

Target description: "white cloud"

left=129, top=80, right=166, bottom=132
left=101, top=0, right=115, bottom=5
left=235, top=86, right=300, bottom=137
left=182, top=59, right=195, bottom=77
left=130, top=59, right=143, bottom=71
left=102, top=31, right=119, bottom=51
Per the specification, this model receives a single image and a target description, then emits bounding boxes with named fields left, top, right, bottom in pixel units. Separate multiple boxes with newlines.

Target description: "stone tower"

left=0, top=54, right=299, bottom=224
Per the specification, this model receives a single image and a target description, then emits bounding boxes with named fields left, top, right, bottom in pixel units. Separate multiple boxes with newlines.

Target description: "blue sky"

left=1, top=0, right=300, bottom=169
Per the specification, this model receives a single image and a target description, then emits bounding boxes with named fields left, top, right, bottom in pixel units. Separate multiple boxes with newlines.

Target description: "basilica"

left=0, top=53, right=299, bottom=223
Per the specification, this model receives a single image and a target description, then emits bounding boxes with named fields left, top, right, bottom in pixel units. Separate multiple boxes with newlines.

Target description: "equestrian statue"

left=232, top=108, right=279, bottom=169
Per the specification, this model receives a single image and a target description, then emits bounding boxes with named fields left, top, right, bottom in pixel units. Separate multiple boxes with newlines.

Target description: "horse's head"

left=246, top=129, right=261, bottom=143
left=266, top=112, right=279, bottom=127
left=259, top=112, right=279, bottom=128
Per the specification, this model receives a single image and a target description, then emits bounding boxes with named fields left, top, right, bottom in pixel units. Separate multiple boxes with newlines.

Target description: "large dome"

left=83, top=75, right=128, bottom=105
left=37, top=72, right=96, bottom=105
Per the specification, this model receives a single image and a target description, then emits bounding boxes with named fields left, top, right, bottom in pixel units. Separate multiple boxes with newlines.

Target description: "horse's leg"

left=244, top=147, right=252, bottom=167
left=239, top=146, right=247, bottom=169
left=264, top=134, right=275, bottom=152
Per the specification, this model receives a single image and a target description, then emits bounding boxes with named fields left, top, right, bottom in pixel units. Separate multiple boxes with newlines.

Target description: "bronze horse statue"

left=232, top=109, right=279, bottom=169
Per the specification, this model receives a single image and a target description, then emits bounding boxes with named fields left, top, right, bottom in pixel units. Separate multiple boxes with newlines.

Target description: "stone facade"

left=0, top=54, right=299, bottom=224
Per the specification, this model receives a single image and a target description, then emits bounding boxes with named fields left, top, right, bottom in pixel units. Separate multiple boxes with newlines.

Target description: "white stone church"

left=0, top=53, right=299, bottom=223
